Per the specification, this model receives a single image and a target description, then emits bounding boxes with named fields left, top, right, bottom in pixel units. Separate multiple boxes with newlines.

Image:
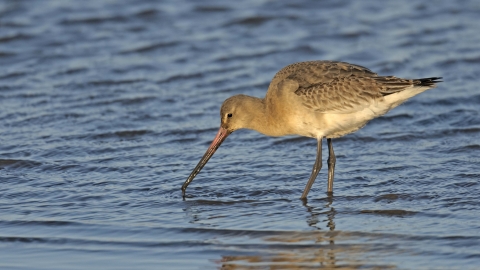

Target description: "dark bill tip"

left=181, top=127, right=231, bottom=197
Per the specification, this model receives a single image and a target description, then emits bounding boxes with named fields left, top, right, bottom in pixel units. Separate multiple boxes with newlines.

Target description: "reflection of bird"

left=182, top=61, right=442, bottom=199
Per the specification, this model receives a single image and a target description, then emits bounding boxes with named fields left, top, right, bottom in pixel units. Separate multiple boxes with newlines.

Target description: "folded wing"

left=274, top=61, right=441, bottom=114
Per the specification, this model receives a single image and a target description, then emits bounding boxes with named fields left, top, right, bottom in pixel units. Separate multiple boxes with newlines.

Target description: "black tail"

left=415, top=77, right=443, bottom=87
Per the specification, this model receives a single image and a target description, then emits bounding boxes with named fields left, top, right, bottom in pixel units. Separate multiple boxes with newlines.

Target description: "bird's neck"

left=242, top=97, right=287, bottom=137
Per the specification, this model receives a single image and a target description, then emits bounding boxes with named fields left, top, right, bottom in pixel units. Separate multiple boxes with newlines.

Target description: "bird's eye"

left=227, top=113, right=233, bottom=118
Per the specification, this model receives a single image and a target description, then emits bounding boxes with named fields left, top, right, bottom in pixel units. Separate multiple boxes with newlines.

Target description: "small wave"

left=161, top=127, right=218, bottom=137
left=454, top=173, right=480, bottom=180
left=134, top=9, right=161, bottom=18
left=271, top=136, right=312, bottom=146
left=376, top=165, right=410, bottom=172
left=443, top=144, right=480, bottom=153
left=194, top=6, right=231, bottom=13
left=119, top=41, right=180, bottom=54
left=214, top=49, right=280, bottom=62
left=444, top=180, right=478, bottom=188
left=0, top=71, right=26, bottom=80
left=439, top=55, right=480, bottom=67
left=335, top=135, right=379, bottom=143
left=89, top=96, right=156, bottom=106
left=337, top=29, right=372, bottom=39
left=0, top=51, right=15, bottom=58
left=440, top=127, right=480, bottom=136
left=374, top=193, right=400, bottom=202
left=61, top=15, right=128, bottom=25
left=0, top=33, right=32, bottom=43
left=225, top=16, right=273, bottom=26
left=360, top=209, right=417, bottom=216
left=88, top=78, right=145, bottom=86
left=225, top=14, right=298, bottom=27
left=398, top=38, right=449, bottom=48
left=158, top=73, right=203, bottom=84
left=89, top=129, right=151, bottom=140
left=0, top=219, right=77, bottom=227
left=165, top=138, right=198, bottom=144
left=114, top=130, right=151, bottom=137
left=0, top=159, right=41, bottom=169
left=56, top=67, right=88, bottom=75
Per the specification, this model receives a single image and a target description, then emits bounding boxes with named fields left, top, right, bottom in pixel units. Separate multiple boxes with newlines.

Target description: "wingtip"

left=417, top=77, right=443, bottom=86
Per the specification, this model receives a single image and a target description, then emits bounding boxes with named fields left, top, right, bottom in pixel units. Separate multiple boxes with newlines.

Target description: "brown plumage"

left=182, top=60, right=442, bottom=199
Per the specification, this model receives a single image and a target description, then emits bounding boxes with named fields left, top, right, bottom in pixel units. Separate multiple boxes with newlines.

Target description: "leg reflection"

left=326, top=193, right=336, bottom=232
left=301, top=194, right=337, bottom=268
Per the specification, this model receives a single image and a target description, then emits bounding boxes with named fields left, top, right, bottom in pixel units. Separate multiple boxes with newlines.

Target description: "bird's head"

left=219, top=94, right=260, bottom=132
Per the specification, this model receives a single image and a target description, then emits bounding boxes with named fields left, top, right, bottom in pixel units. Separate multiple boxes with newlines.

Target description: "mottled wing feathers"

left=274, top=61, right=438, bottom=113
left=272, top=61, right=377, bottom=86
left=295, top=76, right=383, bottom=113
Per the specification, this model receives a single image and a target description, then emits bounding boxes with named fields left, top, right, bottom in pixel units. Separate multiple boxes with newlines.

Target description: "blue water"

left=1, top=0, right=480, bottom=269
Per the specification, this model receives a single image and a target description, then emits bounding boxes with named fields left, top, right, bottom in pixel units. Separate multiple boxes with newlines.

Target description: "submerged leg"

left=327, top=138, right=336, bottom=193
left=300, top=138, right=323, bottom=199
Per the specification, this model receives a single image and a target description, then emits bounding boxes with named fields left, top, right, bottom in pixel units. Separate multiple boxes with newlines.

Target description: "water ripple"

left=1, top=0, right=480, bottom=269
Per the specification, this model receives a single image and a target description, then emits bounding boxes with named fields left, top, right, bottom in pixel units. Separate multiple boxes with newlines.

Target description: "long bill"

left=181, top=126, right=231, bottom=197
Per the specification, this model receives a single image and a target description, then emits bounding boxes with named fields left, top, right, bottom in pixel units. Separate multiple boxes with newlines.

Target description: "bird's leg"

left=327, top=138, right=336, bottom=193
left=300, top=138, right=322, bottom=199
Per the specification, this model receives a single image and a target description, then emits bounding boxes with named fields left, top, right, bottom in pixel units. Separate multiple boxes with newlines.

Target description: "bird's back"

left=269, top=60, right=376, bottom=89
left=267, top=60, right=441, bottom=114
left=264, top=61, right=441, bottom=138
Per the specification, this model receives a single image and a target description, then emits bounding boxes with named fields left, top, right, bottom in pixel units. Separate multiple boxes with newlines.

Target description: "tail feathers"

left=375, top=76, right=442, bottom=96
left=414, top=77, right=443, bottom=87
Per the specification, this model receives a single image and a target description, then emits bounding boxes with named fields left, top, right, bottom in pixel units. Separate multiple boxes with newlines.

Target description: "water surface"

left=1, top=0, right=480, bottom=269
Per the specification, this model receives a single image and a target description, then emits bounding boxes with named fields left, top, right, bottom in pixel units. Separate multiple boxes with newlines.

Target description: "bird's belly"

left=292, top=104, right=390, bottom=139
left=324, top=106, right=390, bottom=138
left=324, top=115, right=370, bottom=138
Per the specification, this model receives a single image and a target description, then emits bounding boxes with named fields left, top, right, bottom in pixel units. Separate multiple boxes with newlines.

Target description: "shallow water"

left=1, top=0, right=480, bottom=269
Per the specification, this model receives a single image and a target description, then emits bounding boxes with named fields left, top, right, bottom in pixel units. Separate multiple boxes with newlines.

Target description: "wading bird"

left=182, top=61, right=441, bottom=199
